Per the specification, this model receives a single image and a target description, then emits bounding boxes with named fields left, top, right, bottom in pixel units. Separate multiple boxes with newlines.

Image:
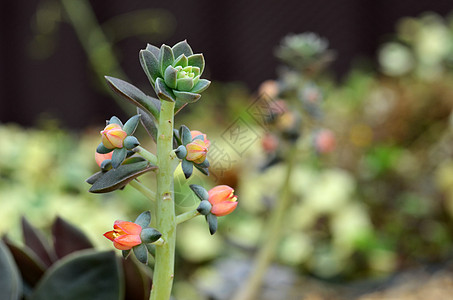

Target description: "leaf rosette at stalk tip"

left=139, top=40, right=211, bottom=103
left=96, top=115, right=141, bottom=169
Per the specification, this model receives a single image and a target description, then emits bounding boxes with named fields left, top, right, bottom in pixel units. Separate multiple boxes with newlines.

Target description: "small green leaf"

left=122, top=115, right=140, bottom=136
left=105, top=76, right=160, bottom=120
left=29, top=250, right=122, bottom=300
left=173, top=90, right=201, bottom=103
left=122, top=250, right=131, bottom=259
left=145, top=43, right=160, bottom=58
left=164, top=66, right=177, bottom=89
left=123, top=136, right=140, bottom=150
left=111, top=148, right=127, bottom=169
left=133, top=244, right=148, bottom=265
left=190, top=79, right=211, bottom=94
left=198, top=158, right=210, bottom=168
left=0, top=240, right=22, bottom=300
left=140, top=228, right=162, bottom=244
left=188, top=54, right=205, bottom=73
left=194, top=164, right=209, bottom=176
left=197, top=200, right=212, bottom=215
left=172, top=40, right=193, bottom=58
left=189, top=184, right=209, bottom=201
left=155, top=78, right=176, bottom=102
left=181, top=159, right=193, bottom=179
left=89, top=161, right=156, bottom=193
left=109, top=116, right=123, bottom=126
left=86, top=171, right=103, bottom=185
left=180, top=125, right=192, bottom=146
left=159, top=44, right=174, bottom=78
left=96, top=143, right=113, bottom=154
left=139, top=50, right=160, bottom=85
left=175, top=145, right=187, bottom=159
left=134, top=211, right=151, bottom=228
left=206, top=214, right=218, bottom=235
left=176, top=78, right=194, bottom=92
left=173, top=54, right=188, bottom=68
left=22, top=217, right=55, bottom=267
left=138, top=108, right=158, bottom=143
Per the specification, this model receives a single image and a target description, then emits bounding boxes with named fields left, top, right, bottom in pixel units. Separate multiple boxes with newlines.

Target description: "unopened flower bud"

left=101, top=124, right=127, bottom=149
left=185, top=139, right=208, bottom=164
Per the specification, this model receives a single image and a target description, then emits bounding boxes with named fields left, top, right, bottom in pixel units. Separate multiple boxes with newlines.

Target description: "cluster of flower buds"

left=104, top=211, right=161, bottom=264
left=174, top=125, right=210, bottom=179
left=190, top=184, right=238, bottom=235
left=140, top=40, right=210, bottom=103
left=96, top=115, right=141, bottom=168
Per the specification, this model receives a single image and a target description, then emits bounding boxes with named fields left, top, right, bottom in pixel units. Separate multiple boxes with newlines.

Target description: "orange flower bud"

left=100, top=124, right=127, bottom=149
left=95, top=151, right=113, bottom=167
left=190, top=130, right=210, bottom=148
left=185, top=139, right=208, bottom=164
left=208, top=185, right=238, bottom=217
left=104, top=220, right=142, bottom=250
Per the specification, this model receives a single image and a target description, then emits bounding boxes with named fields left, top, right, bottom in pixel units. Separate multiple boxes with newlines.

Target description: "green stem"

left=150, top=100, right=176, bottom=300
left=135, top=146, right=158, bottom=165
left=129, top=180, right=156, bottom=201
left=176, top=210, right=200, bottom=225
left=232, top=150, right=297, bottom=300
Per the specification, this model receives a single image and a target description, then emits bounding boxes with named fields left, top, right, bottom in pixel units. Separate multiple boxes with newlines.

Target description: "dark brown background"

left=1, top=0, right=452, bottom=128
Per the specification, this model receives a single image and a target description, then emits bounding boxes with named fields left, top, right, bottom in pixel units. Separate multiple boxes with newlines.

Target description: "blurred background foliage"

left=3, top=1, right=453, bottom=299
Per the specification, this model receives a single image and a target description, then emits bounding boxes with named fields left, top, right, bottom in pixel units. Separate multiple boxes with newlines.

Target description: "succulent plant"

left=139, top=40, right=211, bottom=104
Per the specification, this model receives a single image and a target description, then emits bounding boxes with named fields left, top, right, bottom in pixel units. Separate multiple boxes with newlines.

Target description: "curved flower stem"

left=176, top=210, right=200, bottom=225
left=135, top=146, right=158, bottom=165
left=232, top=150, right=296, bottom=300
left=150, top=100, right=176, bottom=300
left=129, top=180, right=157, bottom=212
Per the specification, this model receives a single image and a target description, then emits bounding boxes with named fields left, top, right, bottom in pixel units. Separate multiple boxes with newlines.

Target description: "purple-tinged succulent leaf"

left=52, top=217, right=93, bottom=259
left=22, top=217, right=56, bottom=267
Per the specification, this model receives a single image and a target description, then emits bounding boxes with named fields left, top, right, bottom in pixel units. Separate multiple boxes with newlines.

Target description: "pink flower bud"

left=208, top=185, right=238, bottom=217
left=315, top=129, right=336, bottom=154
left=104, top=220, right=142, bottom=250
left=261, top=133, right=279, bottom=153
left=185, top=139, right=208, bottom=164
left=100, top=124, right=127, bottom=149
left=95, top=151, right=113, bottom=167
left=190, top=130, right=210, bottom=148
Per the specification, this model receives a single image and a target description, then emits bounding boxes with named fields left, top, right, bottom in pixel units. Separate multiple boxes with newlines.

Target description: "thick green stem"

left=176, top=210, right=200, bottom=225
left=232, top=151, right=296, bottom=300
left=135, top=146, right=158, bottom=165
left=150, top=100, right=176, bottom=300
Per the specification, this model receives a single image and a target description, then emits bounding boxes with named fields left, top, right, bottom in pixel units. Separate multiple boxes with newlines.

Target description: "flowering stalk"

left=233, top=150, right=296, bottom=300
left=151, top=100, right=176, bottom=300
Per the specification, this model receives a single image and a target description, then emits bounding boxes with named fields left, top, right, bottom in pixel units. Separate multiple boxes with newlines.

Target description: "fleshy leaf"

left=89, top=161, right=156, bottom=193
left=194, top=164, right=209, bottom=176
left=29, top=250, right=122, bottom=300
left=164, top=66, right=177, bottom=89
left=133, top=244, right=148, bottom=265
left=108, top=116, right=123, bottom=127
left=0, top=240, right=22, bottom=300
left=138, top=108, right=158, bottom=143
left=139, top=50, right=160, bottom=85
left=189, top=184, right=209, bottom=201
left=145, top=44, right=160, bottom=58
left=180, top=125, right=192, bottom=146
left=173, top=90, right=201, bottom=103
left=86, top=171, right=103, bottom=185
left=52, top=217, right=94, bottom=259
left=173, top=54, right=188, bottom=68
left=140, top=228, right=161, bottom=244
left=155, top=78, right=176, bottom=102
left=22, top=217, right=55, bottom=267
left=4, top=238, right=45, bottom=290
left=96, top=143, right=113, bottom=154
left=188, top=54, right=205, bottom=74
left=176, top=77, right=194, bottom=92
left=206, top=214, right=218, bottom=235
left=197, top=200, right=212, bottom=215
left=124, top=136, right=140, bottom=150
left=190, top=79, right=211, bottom=94
left=122, top=115, right=140, bottom=136
left=105, top=76, right=160, bottom=120
left=181, top=159, right=193, bottom=179
left=172, top=40, right=193, bottom=58
left=134, top=211, right=151, bottom=229
left=159, top=44, right=174, bottom=78
left=111, top=148, right=127, bottom=169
